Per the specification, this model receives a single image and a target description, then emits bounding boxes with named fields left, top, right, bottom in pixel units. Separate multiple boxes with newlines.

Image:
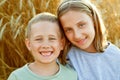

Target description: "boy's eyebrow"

left=49, top=35, right=57, bottom=37
left=34, top=35, right=42, bottom=37
left=34, top=34, right=57, bottom=37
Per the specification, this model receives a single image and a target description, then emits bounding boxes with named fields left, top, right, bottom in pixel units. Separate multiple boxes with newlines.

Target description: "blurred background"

left=0, top=0, right=120, bottom=79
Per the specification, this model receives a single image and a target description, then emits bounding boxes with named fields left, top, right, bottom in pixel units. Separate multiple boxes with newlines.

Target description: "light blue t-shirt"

left=68, top=42, right=120, bottom=80
left=7, top=63, right=77, bottom=80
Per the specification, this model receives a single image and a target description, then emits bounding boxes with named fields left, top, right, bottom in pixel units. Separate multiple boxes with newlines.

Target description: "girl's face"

left=60, top=10, right=96, bottom=52
left=25, top=21, right=63, bottom=64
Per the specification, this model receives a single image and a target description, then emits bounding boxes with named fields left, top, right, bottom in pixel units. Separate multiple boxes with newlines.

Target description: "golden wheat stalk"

left=0, top=0, right=119, bottom=80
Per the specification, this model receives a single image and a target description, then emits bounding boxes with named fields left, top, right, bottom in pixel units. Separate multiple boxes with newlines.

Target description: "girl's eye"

left=80, top=24, right=84, bottom=27
left=64, top=28, right=72, bottom=33
left=78, top=23, right=85, bottom=28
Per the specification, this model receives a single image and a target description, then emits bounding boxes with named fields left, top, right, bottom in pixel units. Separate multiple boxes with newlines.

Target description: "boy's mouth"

left=40, top=51, right=53, bottom=56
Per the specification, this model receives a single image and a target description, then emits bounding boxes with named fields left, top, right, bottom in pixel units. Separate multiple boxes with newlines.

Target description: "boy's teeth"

left=41, top=52, right=51, bottom=56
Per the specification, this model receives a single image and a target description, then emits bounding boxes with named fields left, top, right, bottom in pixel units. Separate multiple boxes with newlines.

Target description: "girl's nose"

left=74, top=29, right=82, bottom=40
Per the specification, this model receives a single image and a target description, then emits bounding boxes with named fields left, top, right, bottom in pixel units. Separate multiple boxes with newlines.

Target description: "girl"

left=57, top=1, right=120, bottom=80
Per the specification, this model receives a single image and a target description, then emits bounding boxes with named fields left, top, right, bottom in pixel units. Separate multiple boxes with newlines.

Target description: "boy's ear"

left=25, top=38, right=31, bottom=51
left=61, top=38, right=66, bottom=50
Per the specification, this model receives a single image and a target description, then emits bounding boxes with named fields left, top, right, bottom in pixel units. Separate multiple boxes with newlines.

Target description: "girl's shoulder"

left=106, top=42, right=120, bottom=52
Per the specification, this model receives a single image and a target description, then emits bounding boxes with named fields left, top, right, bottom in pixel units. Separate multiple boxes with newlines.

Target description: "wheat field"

left=0, top=0, right=120, bottom=79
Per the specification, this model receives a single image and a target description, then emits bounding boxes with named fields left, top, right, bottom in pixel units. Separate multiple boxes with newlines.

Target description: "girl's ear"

left=25, top=38, right=31, bottom=51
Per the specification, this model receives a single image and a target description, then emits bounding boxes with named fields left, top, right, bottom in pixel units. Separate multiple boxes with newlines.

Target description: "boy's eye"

left=35, top=38, right=42, bottom=41
left=49, top=37, right=56, bottom=40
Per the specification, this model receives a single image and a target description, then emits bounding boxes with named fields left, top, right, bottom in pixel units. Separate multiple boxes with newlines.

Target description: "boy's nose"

left=43, top=45, right=49, bottom=48
left=41, top=43, right=50, bottom=49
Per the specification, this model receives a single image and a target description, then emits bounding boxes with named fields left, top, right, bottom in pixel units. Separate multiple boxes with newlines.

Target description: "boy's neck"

left=28, top=62, right=59, bottom=76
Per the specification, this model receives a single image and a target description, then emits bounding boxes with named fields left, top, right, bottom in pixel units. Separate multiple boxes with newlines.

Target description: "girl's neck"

left=83, top=43, right=97, bottom=53
left=28, top=61, right=59, bottom=76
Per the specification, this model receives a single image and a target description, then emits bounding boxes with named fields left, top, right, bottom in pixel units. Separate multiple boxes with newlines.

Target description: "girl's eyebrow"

left=63, top=27, right=72, bottom=31
left=76, top=19, right=84, bottom=24
left=76, top=20, right=85, bottom=25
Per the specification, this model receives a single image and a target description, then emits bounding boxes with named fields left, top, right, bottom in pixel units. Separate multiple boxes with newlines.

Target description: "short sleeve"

left=7, top=73, right=17, bottom=80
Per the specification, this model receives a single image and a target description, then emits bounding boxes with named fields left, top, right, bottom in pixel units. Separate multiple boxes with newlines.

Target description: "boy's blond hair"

left=26, top=12, right=67, bottom=65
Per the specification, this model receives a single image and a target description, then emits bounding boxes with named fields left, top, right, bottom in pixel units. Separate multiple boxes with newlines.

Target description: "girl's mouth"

left=76, top=38, right=86, bottom=45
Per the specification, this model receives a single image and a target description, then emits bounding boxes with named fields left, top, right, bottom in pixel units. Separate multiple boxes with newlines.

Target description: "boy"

left=7, top=12, right=77, bottom=80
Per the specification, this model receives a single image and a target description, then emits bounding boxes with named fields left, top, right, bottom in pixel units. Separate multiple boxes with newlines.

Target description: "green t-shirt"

left=7, top=63, right=77, bottom=80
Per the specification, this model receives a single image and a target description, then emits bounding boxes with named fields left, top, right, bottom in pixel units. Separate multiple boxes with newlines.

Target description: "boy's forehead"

left=32, top=20, right=57, bottom=25
left=30, top=21, right=61, bottom=36
left=31, top=21, right=59, bottom=29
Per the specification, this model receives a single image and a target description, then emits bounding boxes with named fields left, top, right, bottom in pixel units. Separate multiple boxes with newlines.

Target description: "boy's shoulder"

left=59, top=63, right=77, bottom=80
left=7, top=64, right=28, bottom=80
left=11, top=64, right=27, bottom=74
left=60, top=63, right=77, bottom=75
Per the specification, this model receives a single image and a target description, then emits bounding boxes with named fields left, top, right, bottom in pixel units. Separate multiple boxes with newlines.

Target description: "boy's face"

left=25, top=21, right=63, bottom=64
